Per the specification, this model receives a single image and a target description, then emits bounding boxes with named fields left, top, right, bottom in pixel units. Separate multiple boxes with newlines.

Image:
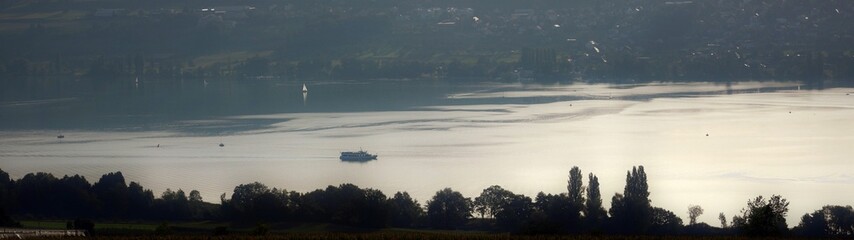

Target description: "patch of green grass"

left=20, top=220, right=230, bottom=232
left=20, top=220, right=67, bottom=229
left=96, top=222, right=158, bottom=231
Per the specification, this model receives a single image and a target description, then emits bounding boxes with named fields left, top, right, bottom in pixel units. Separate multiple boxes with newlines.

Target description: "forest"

left=1, top=166, right=852, bottom=237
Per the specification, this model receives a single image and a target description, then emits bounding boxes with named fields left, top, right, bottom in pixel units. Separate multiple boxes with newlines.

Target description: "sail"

left=302, top=83, right=308, bottom=92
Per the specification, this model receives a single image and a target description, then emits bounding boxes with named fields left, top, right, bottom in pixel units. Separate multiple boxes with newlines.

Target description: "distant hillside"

left=0, top=0, right=852, bottom=83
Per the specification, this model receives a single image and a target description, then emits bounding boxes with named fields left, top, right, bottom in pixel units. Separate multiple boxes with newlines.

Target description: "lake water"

left=1, top=79, right=853, bottom=225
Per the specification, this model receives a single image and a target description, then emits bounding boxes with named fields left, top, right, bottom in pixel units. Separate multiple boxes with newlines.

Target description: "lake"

left=1, top=78, right=853, bottom=225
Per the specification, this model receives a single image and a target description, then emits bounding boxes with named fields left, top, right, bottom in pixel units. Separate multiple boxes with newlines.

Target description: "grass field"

left=17, top=221, right=800, bottom=239
left=20, top=220, right=221, bottom=232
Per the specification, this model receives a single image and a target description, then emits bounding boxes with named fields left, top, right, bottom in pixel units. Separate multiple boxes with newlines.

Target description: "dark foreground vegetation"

left=1, top=166, right=853, bottom=238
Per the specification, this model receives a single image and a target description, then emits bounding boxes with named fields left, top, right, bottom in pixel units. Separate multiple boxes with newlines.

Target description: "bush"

left=212, top=226, right=229, bottom=236
left=154, top=222, right=172, bottom=235
left=253, top=223, right=269, bottom=236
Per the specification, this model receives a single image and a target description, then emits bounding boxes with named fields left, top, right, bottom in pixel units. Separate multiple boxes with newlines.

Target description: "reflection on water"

left=1, top=80, right=853, bottom=225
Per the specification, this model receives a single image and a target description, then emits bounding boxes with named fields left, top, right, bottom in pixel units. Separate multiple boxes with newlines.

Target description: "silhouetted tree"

left=388, top=191, right=422, bottom=227
left=473, top=185, right=513, bottom=219
left=531, top=192, right=573, bottom=234
left=794, top=205, right=854, bottom=237
left=688, top=205, right=704, bottom=225
left=822, top=205, right=854, bottom=236
left=223, top=182, right=291, bottom=221
left=127, top=182, right=154, bottom=219
left=0, top=169, right=13, bottom=211
left=719, top=212, right=728, bottom=228
left=608, top=166, right=652, bottom=234
left=56, top=175, right=97, bottom=217
left=294, top=184, right=387, bottom=227
left=15, top=172, right=60, bottom=216
left=736, top=195, right=789, bottom=236
left=649, top=207, right=683, bottom=235
left=0, top=169, right=15, bottom=227
left=494, top=194, right=534, bottom=232
left=584, top=173, right=606, bottom=231
left=92, top=172, right=129, bottom=218
left=566, top=166, right=584, bottom=232
left=567, top=167, right=584, bottom=206
left=359, top=188, right=390, bottom=228
left=427, top=188, right=472, bottom=229
left=153, top=188, right=191, bottom=220
left=189, top=190, right=202, bottom=202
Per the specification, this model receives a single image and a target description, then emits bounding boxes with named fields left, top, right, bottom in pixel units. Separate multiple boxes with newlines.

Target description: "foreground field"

left=22, top=233, right=798, bottom=240
left=16, top=221, right=801, bottom=240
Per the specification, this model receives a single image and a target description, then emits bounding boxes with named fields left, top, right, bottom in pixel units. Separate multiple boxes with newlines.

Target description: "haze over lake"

left=1, top=79, right=853, bottom=225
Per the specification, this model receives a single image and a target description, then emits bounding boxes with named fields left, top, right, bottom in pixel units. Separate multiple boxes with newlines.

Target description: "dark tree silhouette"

left=154, top=189, right=190, bottom=220
left=387, top=191, right=422, bottom=227
left=189, top=190, right=202, bottom=202
left=92, top=172, right=130, bottom=218
left=473, top=185, right=513, bottom=219
left=649, top=207, right=683, bottom=234
left=584, top=173, right=606, bottom=231
left=222, top=182, right=292, bottom=221
left=0, top=168, right=824, bottom=237
left=530, top=192, right=573, bottom=234
left=56, top=175, right=97, bottom=218
left=294, top=184, right=388, bottom=227
left=794, top=205, right=854, bottom=237
left=609, top=166, right=652, bottom=234
left=15, top=172, right=61, bottom=217
left=427, top=188, right=472, bottom=229
left=565, top=166, right=584, bottom=232
left=494, top=194, right=534, bottom=232
left=567, top=167, right=584, bottom=206
left=0, top=169, right=13, bottom=212
left=688, top=205, right=704, bottom=225
left=735, top=195, right=789, bottom=236
left=127, top=181, right=154, bottom=219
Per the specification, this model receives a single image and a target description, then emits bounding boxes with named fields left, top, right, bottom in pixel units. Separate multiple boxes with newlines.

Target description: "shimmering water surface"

left=1, top=79, right=853, bottom=225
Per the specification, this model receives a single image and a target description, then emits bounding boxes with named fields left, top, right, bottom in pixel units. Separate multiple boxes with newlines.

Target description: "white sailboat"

left=302, top=83, right=308, bottom=92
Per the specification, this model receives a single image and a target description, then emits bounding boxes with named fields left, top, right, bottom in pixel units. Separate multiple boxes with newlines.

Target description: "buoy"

left=705, top=133, right=709, bottom=136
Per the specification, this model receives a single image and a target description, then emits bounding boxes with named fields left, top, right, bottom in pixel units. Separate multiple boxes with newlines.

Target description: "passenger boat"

left=340, top=149, right=377, bottom=161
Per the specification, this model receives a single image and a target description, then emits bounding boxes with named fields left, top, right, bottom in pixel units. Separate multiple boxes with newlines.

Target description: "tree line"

left=0, top=167, right=852, bottom=237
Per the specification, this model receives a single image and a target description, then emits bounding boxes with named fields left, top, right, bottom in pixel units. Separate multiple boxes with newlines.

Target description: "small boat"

left=219, top=143, right=225, bottom=147
left=302, top=83, right=308, bottom=93
left=57, top=134, right=65, bottom=139
left=340, top=149, right=377, bottom=161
